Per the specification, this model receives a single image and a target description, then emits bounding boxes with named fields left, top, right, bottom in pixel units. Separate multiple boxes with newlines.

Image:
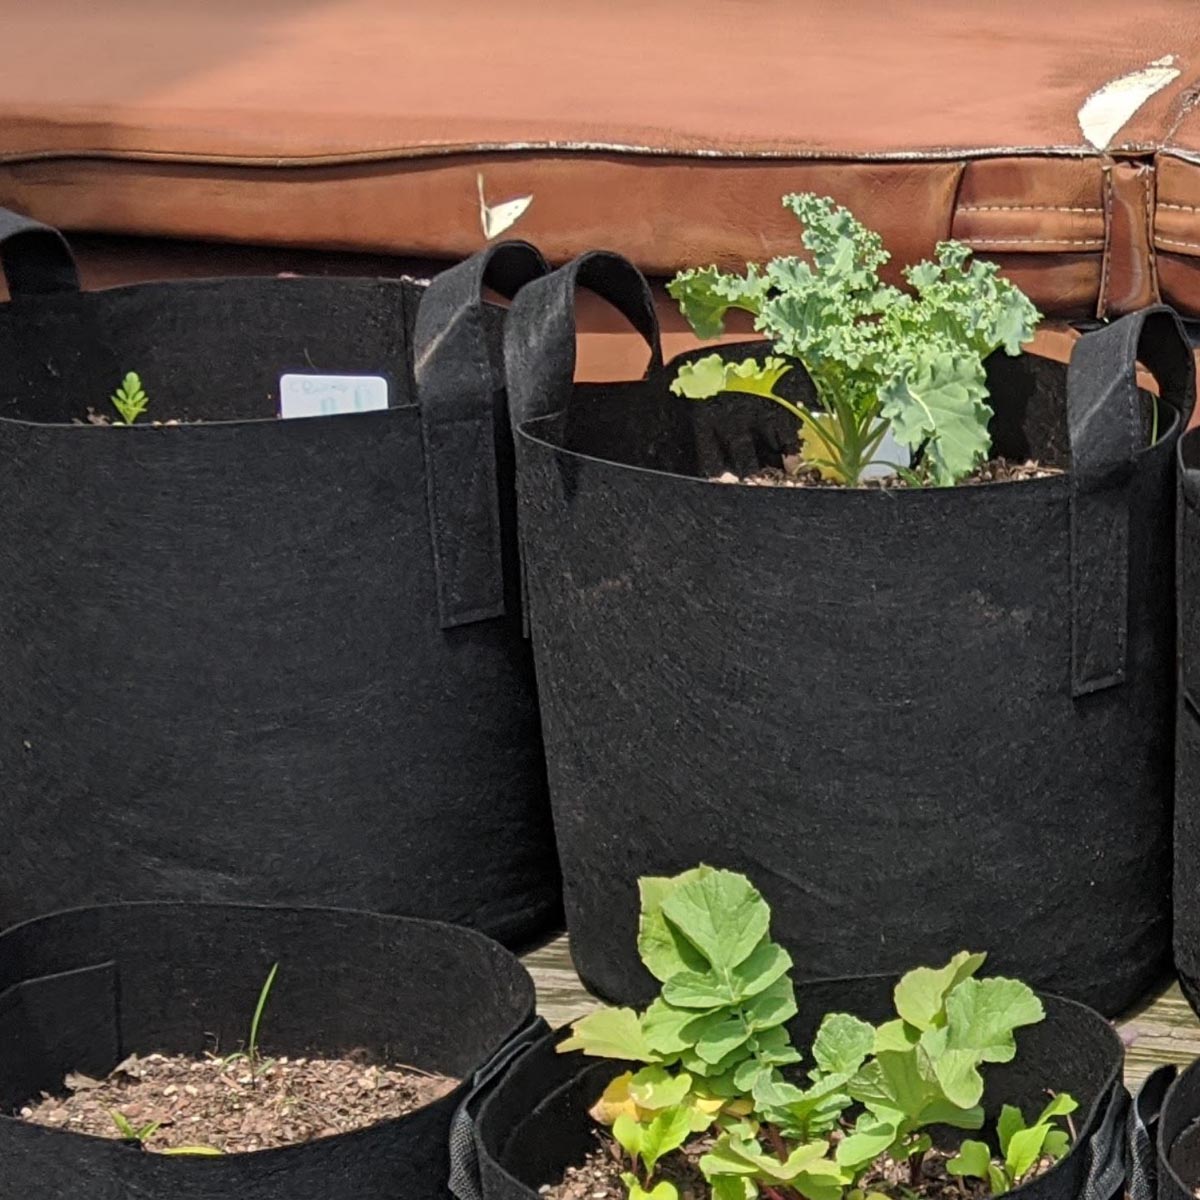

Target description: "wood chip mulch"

left=19, top=1051, right=457, bottom=1155
left=714, top=456, right=1063, bottom=489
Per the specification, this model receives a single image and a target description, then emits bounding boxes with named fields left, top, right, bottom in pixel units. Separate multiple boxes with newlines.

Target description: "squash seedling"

left=110, top=371, right=150, bottom=425
left=668, top=195, right=1043, bottom=487
left=561, top=866, right=1074, bottom=1200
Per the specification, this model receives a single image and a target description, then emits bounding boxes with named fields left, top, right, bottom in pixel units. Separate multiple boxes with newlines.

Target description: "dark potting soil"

left=712, top=455, right=1063, bottom=489
left=18, top=1051, right=457, bottom=1154
left=539, top=1134, right=1054, bottom=1200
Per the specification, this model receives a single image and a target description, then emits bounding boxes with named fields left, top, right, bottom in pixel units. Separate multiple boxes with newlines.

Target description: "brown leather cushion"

left=5, top=1, right=1200, bottom=318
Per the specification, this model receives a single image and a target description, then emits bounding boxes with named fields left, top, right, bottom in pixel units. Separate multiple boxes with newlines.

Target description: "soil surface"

left=19, top=1051, right=457, bottom=1154
left=713, top=456, right=1062, bottom=489
left=539, top=1135, right=1054, bottom=1200
left=73, top=409, right=185, bottom=427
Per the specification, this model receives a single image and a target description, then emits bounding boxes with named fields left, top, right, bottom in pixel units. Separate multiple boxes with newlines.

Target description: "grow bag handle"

left=503, top=249, right=664, bottom=429
left=448, top=1015, right=551, bottom=1200
left=1067, top=306, right=1194, bottom=697
left=0, top=208, right=80, bottom=298
left=1126, top=1064, right=1176, bottom=1200
left=414, top=240, right=549, bottom=629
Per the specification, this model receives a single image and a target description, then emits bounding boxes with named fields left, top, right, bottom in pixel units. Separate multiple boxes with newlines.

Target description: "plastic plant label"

left=279, top=374, right=389, bottom=419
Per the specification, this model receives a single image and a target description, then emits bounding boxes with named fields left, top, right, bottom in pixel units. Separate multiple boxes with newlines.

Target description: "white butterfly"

left=478, top=173, right=533, bottom=240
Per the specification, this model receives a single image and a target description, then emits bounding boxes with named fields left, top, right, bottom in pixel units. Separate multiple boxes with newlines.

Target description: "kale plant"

left=561, top=867, right=1070, bottom=1200
left=667, top=196, right=1041, bottom=486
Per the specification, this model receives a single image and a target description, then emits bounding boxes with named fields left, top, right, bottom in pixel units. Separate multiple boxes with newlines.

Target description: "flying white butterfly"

left=477, top=173, right=533, bottom=240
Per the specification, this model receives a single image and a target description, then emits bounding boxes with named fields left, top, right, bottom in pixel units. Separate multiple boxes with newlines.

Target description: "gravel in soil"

left=18, top=1051, right=457, bottom=1154
left=713, top=456, right=1063, bottom=489
left=538, top=1137, right=1054, bottom=1200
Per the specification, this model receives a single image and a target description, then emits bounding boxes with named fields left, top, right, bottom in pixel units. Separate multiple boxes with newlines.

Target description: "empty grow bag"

left=0, top=209, right=560, bottom=946
left=460, top=975, right=1127, bottom=1200
left=0, top=901, right=536, bottom=1199
left=503, top=250, right=1194, bottom=1015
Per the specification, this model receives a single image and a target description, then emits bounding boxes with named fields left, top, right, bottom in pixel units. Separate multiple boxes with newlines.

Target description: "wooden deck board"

left=523, top=935, right=1200, bottom=1088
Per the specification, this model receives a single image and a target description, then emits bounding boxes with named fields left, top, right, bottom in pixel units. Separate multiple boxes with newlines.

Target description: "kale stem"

left=765, top=1124, right=790, bottom=1164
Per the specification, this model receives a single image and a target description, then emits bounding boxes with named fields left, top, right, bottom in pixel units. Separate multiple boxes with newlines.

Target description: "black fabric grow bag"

left=0, top=900, right=536, bottom=1199
left=0, top=210, right=560, bottom=946
left=1145, top=1060, right=1200, bottom=1200
left=1173, top=428, right=1200, bottom=1012
left=502, top=250, right=1195, bottom=1015
left=461, top=976, right=1126, bottom=1200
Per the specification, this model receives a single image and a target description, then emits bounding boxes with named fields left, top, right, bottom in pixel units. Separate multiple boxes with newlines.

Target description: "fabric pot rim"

left=473, top=983, right=1124, bottom=1200
left=0, top=272, right=436, bottom=434
left=1156, top=1060, right=1200, bottom=1198
left=515, top=338, right=1178, bottom=498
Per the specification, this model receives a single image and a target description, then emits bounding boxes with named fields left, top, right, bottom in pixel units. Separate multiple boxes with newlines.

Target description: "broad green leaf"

left=812, top=1012, right=875, bottom=1075
left=873, top=1019, right=919, bottom=1054
left=709, top=1177, right=754, bottom=1200
left=835, top=1116, right=898, bottom=1168
left=946, top=1139, right=992, bottom=1181
left=924, top=978, right=1044, bottom=1108
left=996, top=1104, right=1024, bottom=1157
left=918, top=1098, right=984, bottom=1131
left=893, top=952, right=987, bottom=1031
left=662, top=941, right=791, bottom=1009
left=1037, top=1092, right=1079, bottom=1124
left=1043, top=1129, right=1070, bottom=1160
left=751, top=1024, right=804, bottom=1066
left=743, top=975, right=798, bottom=1032
left=988, top=1164, right=1010, bottom=1195
left=660, top=869, right=772, bottom=974
left=671, top=354, right=794, bottom=405
left=639, top=871, right=711, bottom=983
left=1006, top=1124, right=1052, bottom=1182
left=559, top=1007, right=658, bottom=1062
left=622, top=1174, right=680, bottom=1200
left=642, top=997, right=700, bottom=1056
left=690, top=1011, right=753, bottom=1064
left=629, top=1066, right=693, bottom=1112
left=639, top=1107, right=694, bottom=1173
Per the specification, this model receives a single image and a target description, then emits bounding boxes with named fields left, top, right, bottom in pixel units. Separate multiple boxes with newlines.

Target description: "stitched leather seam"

left=957, top=204, right=1103, bottom=213
left=1143, top=170, right=1160, bottom=301
left=1159, top=202, right=1200, bottom=212
left=1098, top=164, right=1113, bottom=318
left=965, top=237, right=1104, bottom=247
left=1156, top=235, right=1200, bottom=251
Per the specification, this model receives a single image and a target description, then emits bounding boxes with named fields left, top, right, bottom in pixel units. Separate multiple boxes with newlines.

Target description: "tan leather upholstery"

left=5, top=1, right=1200, bottom=317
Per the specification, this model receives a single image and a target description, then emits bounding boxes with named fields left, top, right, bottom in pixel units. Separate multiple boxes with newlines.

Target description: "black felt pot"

left=0, top=210, right=561, bottom=947
left=1172, top=429, right=1200, bottom=1012
left=0, top=901, right=537, bottom=1200
left=502, top=250, right=1196, bottom=1016
left=1145, top=1061, right=1200, bottom=1200
left=461, top=976, right=1126, bottom=1200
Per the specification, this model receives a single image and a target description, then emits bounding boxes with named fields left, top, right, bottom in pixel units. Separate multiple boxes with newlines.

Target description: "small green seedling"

left=562, top=867, right=1071, bottom=1200
left=668, top=194, right=1042, bottom=487
left=222, top=961, right=280, bottom=1079
left=109, top=1109, right=161, bottom=1144
left=110, top=371, right=150, bottom=425
left=947, top=1093, right=1077, bottom=1195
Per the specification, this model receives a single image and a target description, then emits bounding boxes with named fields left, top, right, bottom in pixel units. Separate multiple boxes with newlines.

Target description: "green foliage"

left=110, top=371, right=150, bottom=425
left=667, top=195, right=1042, bottom=486
left=947, top=1094, right=1077, bottom=1195
left=221, top=962, right=280, bottom=1080
left=109, top=1109, right=161, bottom=1143
left=563, top=868, right=1069, bottom=1200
